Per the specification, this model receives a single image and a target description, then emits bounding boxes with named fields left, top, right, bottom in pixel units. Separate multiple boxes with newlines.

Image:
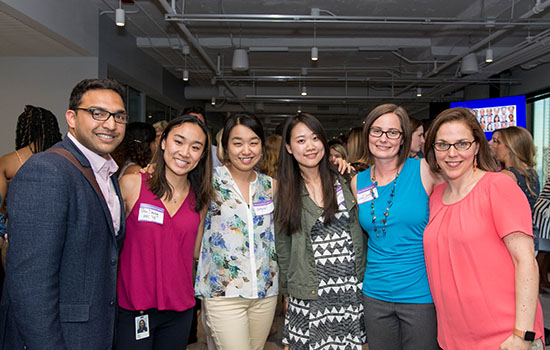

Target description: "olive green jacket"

left=275, top=173, right=367, bottom=300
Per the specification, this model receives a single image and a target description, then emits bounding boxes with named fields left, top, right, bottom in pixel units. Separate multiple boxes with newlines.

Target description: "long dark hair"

left=221, top=112, right=265, bottom=161
left=147, top=115, right=214, bottom=212
left=112, top=122, right=156, bottom=169
left=276, top=113, right=337, bottom=235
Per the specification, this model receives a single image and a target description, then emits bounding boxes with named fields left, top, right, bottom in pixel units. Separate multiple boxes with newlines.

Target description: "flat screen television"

left=450, top=95, right=526, bottom=139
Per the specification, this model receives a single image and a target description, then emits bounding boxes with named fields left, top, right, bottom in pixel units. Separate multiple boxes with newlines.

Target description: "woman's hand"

left=499, top=334, right=532, bottom=350
left=332, top=158, right=355, bottom=174
left=139, top=163, right=156, bottom=174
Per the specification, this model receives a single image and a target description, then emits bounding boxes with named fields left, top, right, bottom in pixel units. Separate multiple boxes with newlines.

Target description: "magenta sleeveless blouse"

left=117, top=173, right=200, bottom=312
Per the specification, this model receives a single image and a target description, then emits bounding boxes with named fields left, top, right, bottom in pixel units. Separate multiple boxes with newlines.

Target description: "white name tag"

left=357, top=184, right=378, bottom=204
left=138, top=203, right=164, bottom=225
left=336, top=185, right=345, bottom=206
left=254, top=200, right=274, bottom=216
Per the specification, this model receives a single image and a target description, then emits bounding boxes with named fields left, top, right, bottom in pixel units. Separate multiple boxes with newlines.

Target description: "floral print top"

left=195, top=166, right=279, bottom=299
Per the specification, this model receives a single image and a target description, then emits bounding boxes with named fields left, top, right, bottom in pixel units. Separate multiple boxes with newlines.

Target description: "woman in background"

left=329, top=142, right=348, bottom=163
left=423, top=108, right=544, bottom=349
left=409, top=118, right=425, bottom=158
left=276, top=113, right=366, bottom=350
left=259, top=134, right=282, bottom=178
left=116, top=115, right=213, bottom=349
left=112, top=122, right=156, bottom=178
left=195, top=113, right=278, bottom=350
left=347, top=127, right=369, bottom=172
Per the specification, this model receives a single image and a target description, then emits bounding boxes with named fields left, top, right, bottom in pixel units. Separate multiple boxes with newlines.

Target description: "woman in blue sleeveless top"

left=350, top=104, right=442, bottom=350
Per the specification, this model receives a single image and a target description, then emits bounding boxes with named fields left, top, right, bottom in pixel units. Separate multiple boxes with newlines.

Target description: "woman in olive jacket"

left=275, top=113, right=367, bottom=350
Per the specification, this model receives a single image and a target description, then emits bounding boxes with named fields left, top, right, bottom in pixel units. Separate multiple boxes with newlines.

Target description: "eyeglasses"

left=369, top=128, right=402, bottom=139
left=73, top=107, right=129, bottom=124
left=433, top=140, right=475, bottom=152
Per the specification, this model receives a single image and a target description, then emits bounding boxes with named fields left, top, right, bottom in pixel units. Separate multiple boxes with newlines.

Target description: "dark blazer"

left=0, top=136, right=125, bottom=350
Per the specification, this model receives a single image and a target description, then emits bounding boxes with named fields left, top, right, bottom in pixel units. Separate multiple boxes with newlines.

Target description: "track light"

left=211, top=97, right=216, bottom=105
left=301, top=86, right=308, bottom=96
left=311, top=46, right=318, bottom=61
left=416, top=87, right=422, bottom=97
left=297, top=105, right=302, bottom=113
left=485, top=48, right=493, bottom=63
left=183, top=70, right=189, bottom=81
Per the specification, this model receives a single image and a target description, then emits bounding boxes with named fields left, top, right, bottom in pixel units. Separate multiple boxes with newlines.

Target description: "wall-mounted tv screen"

left=450, top=95, right=526, bottom=139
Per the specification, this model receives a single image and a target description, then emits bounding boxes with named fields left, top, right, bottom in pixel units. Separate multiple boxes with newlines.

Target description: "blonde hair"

left=347, top=127, right=366, bottom=164
left=498, top=126, right=538, bottom=195
left=329, top=143, right=347, bottom=162
left=259, top=134, right=282, bottom=177
left=215, top=129, right=225, bottom=164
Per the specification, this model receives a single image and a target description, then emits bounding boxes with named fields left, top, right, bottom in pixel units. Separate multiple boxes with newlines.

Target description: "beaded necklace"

left=370, top=165, right=400, bottom=238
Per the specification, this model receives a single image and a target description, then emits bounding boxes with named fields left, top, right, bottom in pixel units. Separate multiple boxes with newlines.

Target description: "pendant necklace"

left=370, top=165, right=400, bottom=238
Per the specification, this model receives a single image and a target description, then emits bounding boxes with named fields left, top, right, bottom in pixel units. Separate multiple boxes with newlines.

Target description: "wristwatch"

left=513, top=328, right=536, bottom=341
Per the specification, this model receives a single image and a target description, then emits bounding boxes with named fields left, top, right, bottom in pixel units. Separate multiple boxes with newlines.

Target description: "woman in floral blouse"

left=195, top=112, right=278, bottom=350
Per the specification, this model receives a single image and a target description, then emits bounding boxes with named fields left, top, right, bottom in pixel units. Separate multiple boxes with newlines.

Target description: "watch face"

left=524, top=331, right=536, bottom=341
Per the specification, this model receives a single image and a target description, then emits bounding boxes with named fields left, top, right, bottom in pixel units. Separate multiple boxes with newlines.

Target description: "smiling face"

left=368, top=113, right=403, bottom=162
left=286, top=122, right=325, bottom=171
left=66, top=89, right=126, bottom=157
left=161, top=122, right=206, bottom=177
left=226, top=124, right=262, bottom=173
left=434, top=121, right=479, bottom=181
left=329, top=147, right=343, bottom=163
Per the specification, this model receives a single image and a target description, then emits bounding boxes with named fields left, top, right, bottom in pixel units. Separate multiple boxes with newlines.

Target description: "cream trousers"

left=203, top=296, right=277, bottom=350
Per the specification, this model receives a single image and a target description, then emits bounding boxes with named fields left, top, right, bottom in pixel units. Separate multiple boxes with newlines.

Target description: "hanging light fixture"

left=485, top=42, right=494, bottom=63
left=211, top=97, right=216, bottom=105
left=461, top=53, right=479, bottom=75
left=311, top=25, right=318, bottom=61
left=297, top=105, right=302, bottom=113
left=232, top=49, right=249, bottom=71
left=301, top=86, right=308, bottom=96
left=115, top=0, right=125, bottom=27
left=182, top=70, right=189, bottom=81
left=416, top=87, right=422, bottom=97
left=182, top=46, right=189, bottom=81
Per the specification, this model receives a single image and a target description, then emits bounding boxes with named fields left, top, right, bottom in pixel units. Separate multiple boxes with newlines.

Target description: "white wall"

left=0, top=57, right=98, bottom=155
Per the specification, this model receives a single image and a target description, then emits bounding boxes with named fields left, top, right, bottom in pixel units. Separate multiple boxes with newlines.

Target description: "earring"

left=473, top=155, right=478, bottom=172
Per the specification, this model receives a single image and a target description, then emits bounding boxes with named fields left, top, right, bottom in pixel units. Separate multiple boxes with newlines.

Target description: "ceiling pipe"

left=165, top=13, right=550, bottom=26
left=396, top=0, right=550, bottom=96
left=154, top=0, right=241, bottom=102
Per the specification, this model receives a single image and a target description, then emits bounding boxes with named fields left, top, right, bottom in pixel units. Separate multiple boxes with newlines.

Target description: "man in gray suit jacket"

left=0, top=78, right=128, bottom=349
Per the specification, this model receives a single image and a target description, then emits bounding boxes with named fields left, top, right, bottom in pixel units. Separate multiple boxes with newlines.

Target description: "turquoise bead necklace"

left=370, top=165, right=400, bottom=238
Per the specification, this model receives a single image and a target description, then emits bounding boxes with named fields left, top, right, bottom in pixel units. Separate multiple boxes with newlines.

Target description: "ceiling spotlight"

left=485, top=48, right=494, bottom=63
left=115, top=8, right=125, bottom=27
left=461, top=53, right=479, bottom=75
left=211, top=97, right=216, bottom=105
left=297, top=105, right=302, bottom=113
left=301, top=86, right=308, bottom=96
left=416, top=87, right=422, bottom=97
left=183, top=70, right=189, bottom=81
left=311, top=46, right=318, bottom=61
left=232, top=49, right=249, bottom=71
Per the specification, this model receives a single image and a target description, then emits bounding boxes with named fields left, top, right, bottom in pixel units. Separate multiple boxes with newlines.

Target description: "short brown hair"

left=424, top=107, right=498, bottom=174
left=362, top=104, right=411, bottom=167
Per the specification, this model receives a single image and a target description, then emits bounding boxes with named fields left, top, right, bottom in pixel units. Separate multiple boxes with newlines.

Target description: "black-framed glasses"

left=369, top=128, right=402, bottom=139
left=73, top=107, right=129, bottom=124
left=433, top=140, right=475, bottom=152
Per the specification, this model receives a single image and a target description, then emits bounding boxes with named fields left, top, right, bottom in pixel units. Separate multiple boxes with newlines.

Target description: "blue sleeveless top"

left=357, top=157, right=432, bottom=303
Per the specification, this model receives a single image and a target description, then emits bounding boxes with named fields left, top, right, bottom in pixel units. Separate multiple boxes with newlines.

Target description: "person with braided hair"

left=0, top=105, right=62, bottom=213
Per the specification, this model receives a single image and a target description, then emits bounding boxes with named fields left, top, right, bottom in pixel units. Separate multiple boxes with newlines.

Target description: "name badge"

left=135, top=314, right=150, bottom=340
left=138, top=203, right=164, bottom=225
left=254, top=200, right=274, bottom=216
left=357, top=184, right=378, bottom=204
left=336, top=185, right=345, bottom=206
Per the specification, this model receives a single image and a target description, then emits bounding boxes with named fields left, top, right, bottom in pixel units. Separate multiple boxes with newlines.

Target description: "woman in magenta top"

left=116, top=115, right=214, bottom=350
left=423, top=108, right=544, bottom=350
